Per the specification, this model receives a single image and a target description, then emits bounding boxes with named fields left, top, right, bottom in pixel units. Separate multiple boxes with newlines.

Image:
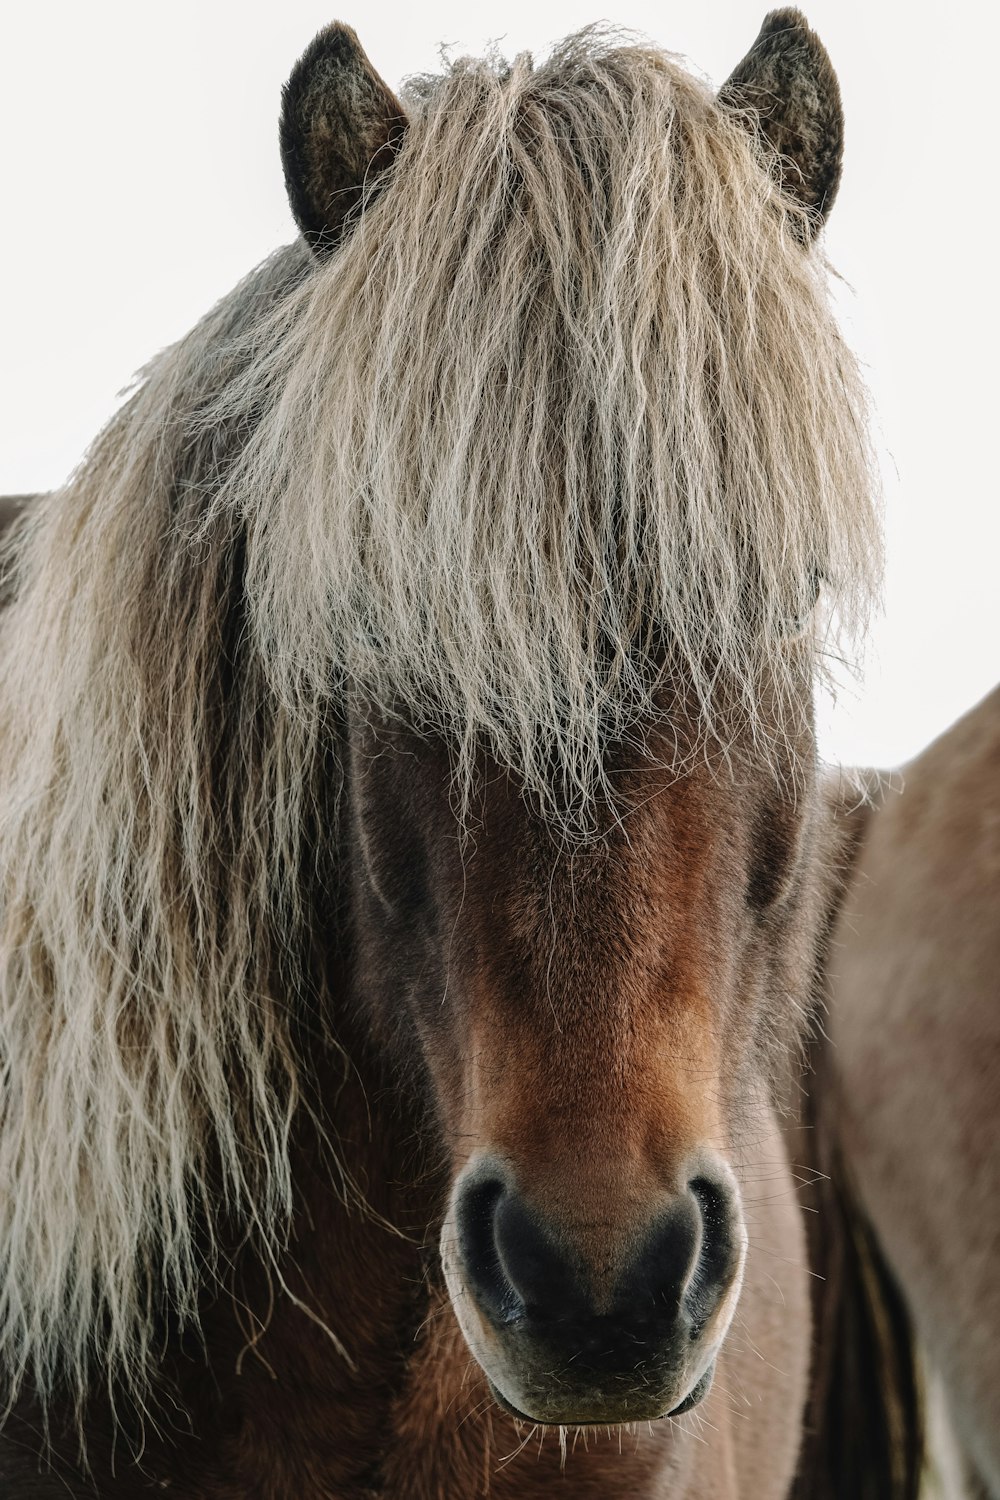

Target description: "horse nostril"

left=619, top=1197, right=700, bottom=1318
left=455, top=1165, right=587, bottom=1326
left=454, top=1170, right=523, bottom=1325
left=613, top=1173, right=740, bottom=1338
left=452, top=1157, right=743, bottom=1353
left=493, top=1189, right=586, bottom=1318
left=685, top=1174, right=740, bottom=1335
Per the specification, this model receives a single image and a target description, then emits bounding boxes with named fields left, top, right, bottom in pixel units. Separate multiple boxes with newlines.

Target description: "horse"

left=0, top=12, right=900, bottom=1497
left=822, top=687, right=1000, bottom=1500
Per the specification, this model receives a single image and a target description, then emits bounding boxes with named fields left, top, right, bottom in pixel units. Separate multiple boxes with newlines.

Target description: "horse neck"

left=81, top=986, right=438, bottom=1497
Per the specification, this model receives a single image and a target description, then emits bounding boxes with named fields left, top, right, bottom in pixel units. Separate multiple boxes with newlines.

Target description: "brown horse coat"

left=0, top=11, right=887, bottom=1498
left=827, top=688, right=1000, bottom=1498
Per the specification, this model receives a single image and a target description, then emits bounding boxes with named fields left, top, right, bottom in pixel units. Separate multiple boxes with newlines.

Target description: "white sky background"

left=1, top=1, right=997, bottom=770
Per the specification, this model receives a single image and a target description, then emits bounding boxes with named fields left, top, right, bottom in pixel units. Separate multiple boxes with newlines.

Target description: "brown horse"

left=824, top=688, right=1000, bottom=1500
left=0, top=13, right=893, bottom=1498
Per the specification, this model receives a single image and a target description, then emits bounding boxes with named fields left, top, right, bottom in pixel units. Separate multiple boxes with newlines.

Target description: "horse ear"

left=280, top=24, right=409, bottom=257
left=718, top=8, right=843, bottom=237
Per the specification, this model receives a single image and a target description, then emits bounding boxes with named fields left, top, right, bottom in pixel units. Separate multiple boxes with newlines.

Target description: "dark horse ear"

left=719, top=9, right=843, bottom=237
left=280, top=24, right=409, bottom=257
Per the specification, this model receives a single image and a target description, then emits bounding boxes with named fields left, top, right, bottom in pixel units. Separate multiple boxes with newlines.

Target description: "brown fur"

left=724, top=770, right=921, bottom=1500
left=791, top=1049, right=924, bottom=1500
left=1, top=713, right=820, bottom=1497
left=0, top=13, right=885, bottom=1497
left=827, top=688, right=1000, bottom=1498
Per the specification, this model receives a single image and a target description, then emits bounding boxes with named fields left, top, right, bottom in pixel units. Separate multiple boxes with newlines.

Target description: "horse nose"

left=453, top=1157, right=742, bottom=1346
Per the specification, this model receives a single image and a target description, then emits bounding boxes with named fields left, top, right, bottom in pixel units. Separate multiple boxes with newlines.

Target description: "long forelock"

left=0, top=27, right=880, bottom=1420
left=220, top=28, right=880, bottom=817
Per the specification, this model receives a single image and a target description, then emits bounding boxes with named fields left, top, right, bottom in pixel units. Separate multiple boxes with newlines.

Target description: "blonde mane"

left=0, top=30, right=879, bottom=1414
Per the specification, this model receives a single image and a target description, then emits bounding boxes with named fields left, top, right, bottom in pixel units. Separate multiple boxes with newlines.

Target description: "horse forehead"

left=465, top=759, right=748, bottom=944
left=347, top=709, right=764, bottom=928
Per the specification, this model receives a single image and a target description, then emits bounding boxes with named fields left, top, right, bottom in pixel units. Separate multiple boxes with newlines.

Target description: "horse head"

left=272, top=10, right=864, bottom=1426
left=0, top=12, right=879, bottom=1454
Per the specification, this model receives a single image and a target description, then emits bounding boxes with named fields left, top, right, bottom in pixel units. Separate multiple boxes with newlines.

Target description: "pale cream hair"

left=0, top=30, right=879, bottom=1416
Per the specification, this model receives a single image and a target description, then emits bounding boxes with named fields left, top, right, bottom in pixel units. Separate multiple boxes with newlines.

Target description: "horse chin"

left=665, top=1362, right=717, bottom=1416
left=484, top=1360, right=717, bottom=1429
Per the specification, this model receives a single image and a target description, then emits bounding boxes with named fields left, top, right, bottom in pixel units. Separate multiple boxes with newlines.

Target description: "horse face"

left=345, top=702, right=820, bottom=1425
left=280, top=1, right=847, bottom=1437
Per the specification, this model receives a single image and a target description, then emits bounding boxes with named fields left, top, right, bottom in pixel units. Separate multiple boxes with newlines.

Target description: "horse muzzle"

left=440, top=1152, right=747, bottom=1426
